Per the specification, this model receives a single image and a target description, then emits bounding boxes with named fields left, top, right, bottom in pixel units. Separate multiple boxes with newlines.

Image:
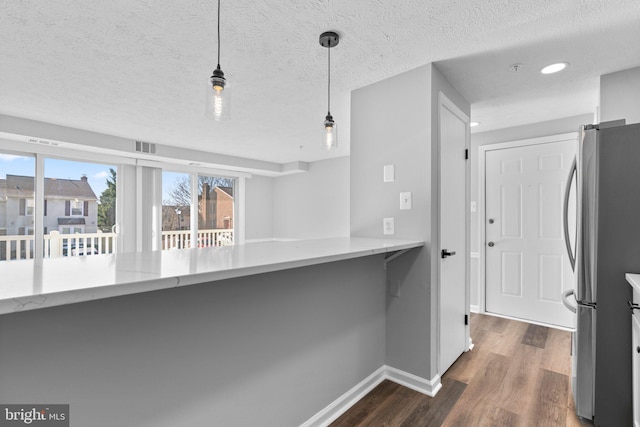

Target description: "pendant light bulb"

left=323, top=113, right=337, bottom=150
left=206, top=0, right=230, bottom=121
left=319, top=31, right=339, bottom=150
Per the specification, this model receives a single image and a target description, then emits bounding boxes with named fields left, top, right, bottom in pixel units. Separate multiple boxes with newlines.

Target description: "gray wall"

left=0, top=256, right=386, bottom=427
left=272, top=157, right=349, bottom=239
left=600, top=66, right=640, bottom=125
left=350, top=63, right=469, bottom=380
left=468, top=113, right=593, bottom=308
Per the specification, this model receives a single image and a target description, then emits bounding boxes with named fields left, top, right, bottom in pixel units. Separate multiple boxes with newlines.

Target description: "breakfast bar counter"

left=0, top=237, right=423, bottom=315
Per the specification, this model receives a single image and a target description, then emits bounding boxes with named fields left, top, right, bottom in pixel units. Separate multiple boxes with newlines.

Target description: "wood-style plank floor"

left=330, top=313, right=586, bottom=427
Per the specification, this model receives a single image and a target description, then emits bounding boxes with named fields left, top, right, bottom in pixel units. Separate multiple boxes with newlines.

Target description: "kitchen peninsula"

left=0, top=237, right=423, bottom=427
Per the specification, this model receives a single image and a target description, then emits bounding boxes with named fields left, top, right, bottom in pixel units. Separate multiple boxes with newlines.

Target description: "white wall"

left=600, top=66, right=640, bottom=125
left=244, top=157, right=350, bottom=241
left=272, top=157, right=349, bottom=240
left=351, top=63, right=469, bottom=381
left=244, top=174, right=274, bottom=241
left=468, top=113, right=593, bottom=309
left=0, top=256, right=386, bottom=427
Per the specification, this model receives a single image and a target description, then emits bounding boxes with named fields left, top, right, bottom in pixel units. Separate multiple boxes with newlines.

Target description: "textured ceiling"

left=2, top=0, right=640, bottom=165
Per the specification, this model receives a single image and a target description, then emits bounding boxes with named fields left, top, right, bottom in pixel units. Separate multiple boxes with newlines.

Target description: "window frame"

left=160, top=167, right=243, bottom=249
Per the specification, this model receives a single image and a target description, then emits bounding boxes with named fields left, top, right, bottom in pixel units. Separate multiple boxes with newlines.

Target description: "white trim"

left=384, top=365, right=442, bottom=397
left=480, top=132, right=578, bottom=152
left=300, top=365, right=442, bottom=427
left=235, top=176, right=246, bottom=245
left=299, top=366, right=386, bottom=427
left=470, top=305, right=480, bottom=313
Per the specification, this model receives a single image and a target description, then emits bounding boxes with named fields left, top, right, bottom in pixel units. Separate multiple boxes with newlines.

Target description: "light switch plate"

left=400, top=192, right=412, bottom=210
left=383, top=164, right=395, bottom=182
left=383, top=217, right=395, bottom=235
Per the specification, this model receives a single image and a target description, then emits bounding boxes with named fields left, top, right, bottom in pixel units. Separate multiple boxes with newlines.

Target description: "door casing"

left=478, top=132, right=578, bottom=326
left=436, top=92, right=471, bottom=376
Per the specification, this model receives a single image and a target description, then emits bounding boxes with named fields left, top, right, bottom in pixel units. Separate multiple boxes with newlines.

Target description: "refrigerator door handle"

left=562, top=289, right=577, bottom=313
left=563, top=157, right=577, bottom=271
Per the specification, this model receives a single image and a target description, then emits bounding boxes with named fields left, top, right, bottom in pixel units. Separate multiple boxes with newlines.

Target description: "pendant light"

left=320, top=31, right=339, bottom=150
left=206, top=0, right=230, bottom=121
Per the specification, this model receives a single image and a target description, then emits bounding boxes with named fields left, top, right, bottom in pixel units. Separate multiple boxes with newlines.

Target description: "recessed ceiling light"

left=541, top=62, right=569, bottom=74
left=470, top=122, right=480, bottom=127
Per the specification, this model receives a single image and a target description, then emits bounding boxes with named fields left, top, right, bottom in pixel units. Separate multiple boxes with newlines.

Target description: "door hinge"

left=464, top=314, right=469, bottom=325
left=464, top=149, right=469, bottom=160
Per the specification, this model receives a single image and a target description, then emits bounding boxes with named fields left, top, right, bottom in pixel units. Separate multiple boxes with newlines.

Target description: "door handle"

left=628, top=301, right=640, bottom=312
left=487, top=242, right=495, bottom=247
left=441, top=249, right=456, bottom=258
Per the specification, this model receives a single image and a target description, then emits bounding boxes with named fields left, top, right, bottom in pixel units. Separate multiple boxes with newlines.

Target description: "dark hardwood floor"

left=330, top=313, right=585, bottom=427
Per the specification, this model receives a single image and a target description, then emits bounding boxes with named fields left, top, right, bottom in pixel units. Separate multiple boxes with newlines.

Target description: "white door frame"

left=436, top=92, right=471, bottom=375
left=478, top=132, right=578, bottom=316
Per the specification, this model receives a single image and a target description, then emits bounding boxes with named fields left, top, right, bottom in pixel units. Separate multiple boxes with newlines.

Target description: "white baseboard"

left=383, top=365, right=442, bottom=397
left=300, top=365, right=441, bottom=427
left=470, top=304, right=479, bottom=313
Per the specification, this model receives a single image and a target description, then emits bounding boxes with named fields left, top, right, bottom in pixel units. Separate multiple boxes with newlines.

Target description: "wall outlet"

left=383, top=217, right=395, bottom=235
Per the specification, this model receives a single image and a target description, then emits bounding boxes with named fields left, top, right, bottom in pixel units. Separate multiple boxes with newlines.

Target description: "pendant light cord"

left=327, top=45, right=331, bottom=113
left=217, top=0, right=221, bottom=67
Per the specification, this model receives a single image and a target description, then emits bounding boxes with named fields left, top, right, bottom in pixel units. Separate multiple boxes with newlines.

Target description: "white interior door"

left=485, top=139, right=576, bottom=328
left=439, top=95, right=469, bottom=374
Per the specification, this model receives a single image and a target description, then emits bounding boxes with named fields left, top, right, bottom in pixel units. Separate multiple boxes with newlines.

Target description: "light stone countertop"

left=626, top=273, right=640, bottom=293
left=0, top=237, right=423, bottom=315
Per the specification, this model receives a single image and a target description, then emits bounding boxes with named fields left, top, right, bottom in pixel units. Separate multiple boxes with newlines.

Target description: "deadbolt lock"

left=489, top=218, right=495, bottom=224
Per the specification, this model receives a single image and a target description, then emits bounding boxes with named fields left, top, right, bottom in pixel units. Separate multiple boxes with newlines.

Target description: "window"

left=0, top=152, right=35, bottom=261
left=70, top=199, right=83, bottom=216
left=25, top=199, right=34, bottom=216
left=161, top=171, right=235, bottom=250
left=162, top=171, right=192, bottom=249
left=2, top=138, right=244, bottom=261
left=197, top=174, right=234, bottom=247
left=44, top=159, right=117, bottom=258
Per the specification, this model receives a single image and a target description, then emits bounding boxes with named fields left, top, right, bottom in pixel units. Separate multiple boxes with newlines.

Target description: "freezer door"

left=575, top=126, right=598, bottom=304
left=573, top=304, right=596, bottom=420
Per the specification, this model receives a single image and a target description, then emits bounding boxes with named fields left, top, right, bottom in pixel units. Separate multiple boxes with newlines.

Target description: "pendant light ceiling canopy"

left=320, top=31, right=339, bottom=150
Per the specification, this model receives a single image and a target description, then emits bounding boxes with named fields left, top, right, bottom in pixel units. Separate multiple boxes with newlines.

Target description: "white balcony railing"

left=161, top=229, right=233, bottom=250
left=0, top=229, right=233, bottom=261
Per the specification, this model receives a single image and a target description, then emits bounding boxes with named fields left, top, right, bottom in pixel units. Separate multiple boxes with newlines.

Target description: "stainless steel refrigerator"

left=562, top=121, right=640, bottom=426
